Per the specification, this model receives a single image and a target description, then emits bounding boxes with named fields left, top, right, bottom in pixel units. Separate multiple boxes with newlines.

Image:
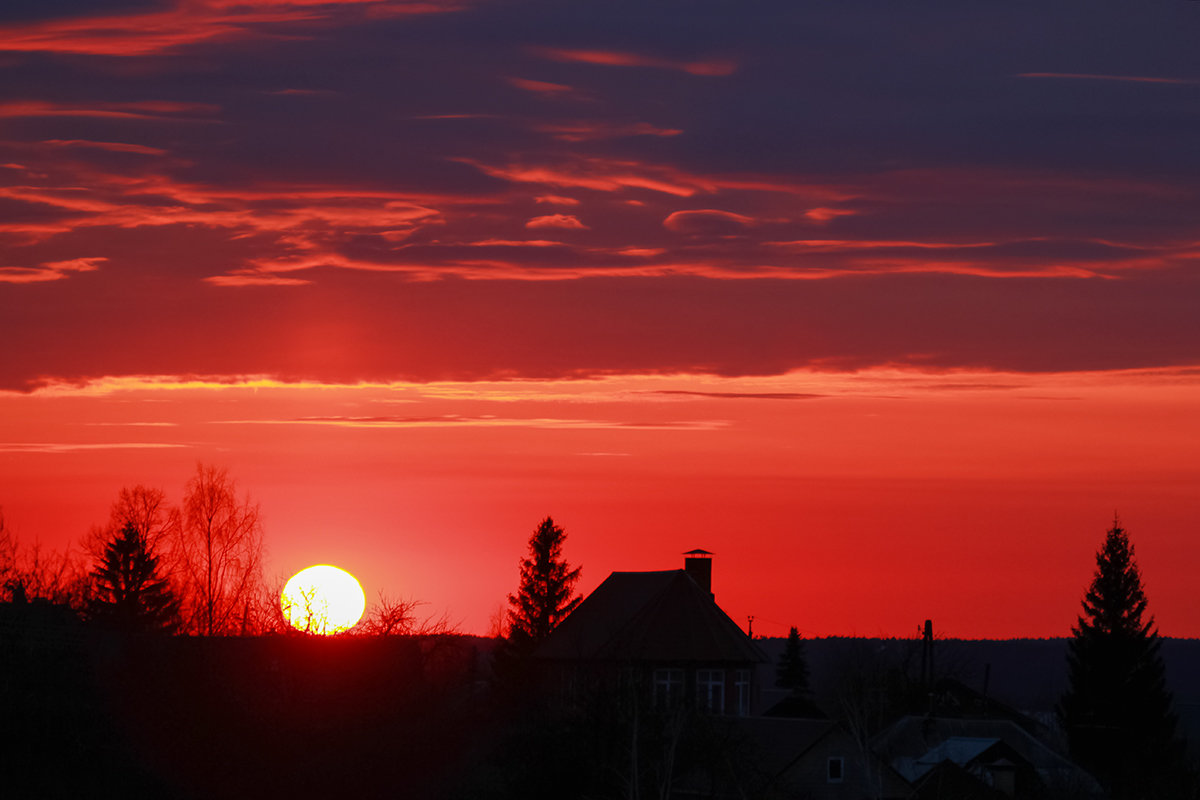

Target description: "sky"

left=2, top=0, right=1199, bottom=639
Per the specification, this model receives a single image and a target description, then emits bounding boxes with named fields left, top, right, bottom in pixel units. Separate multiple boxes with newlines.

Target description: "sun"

left=281, top=565, right=366, bottom=634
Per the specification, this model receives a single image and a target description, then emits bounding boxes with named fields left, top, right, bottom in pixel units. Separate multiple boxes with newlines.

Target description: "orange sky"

left=3, top=368, right=1199, bottom=638
left=2, top=0, right=1199, bottom=637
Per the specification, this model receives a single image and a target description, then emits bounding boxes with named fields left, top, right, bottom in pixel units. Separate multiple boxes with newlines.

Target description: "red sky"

left=2, top=0, right=1199, bottom=637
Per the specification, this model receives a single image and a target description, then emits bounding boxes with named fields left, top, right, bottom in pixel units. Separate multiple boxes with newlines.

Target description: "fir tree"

left=89, top=522, right=180, bottom=634
left=776, top=626, right=812, bottom=696
left=1059, top=518, right=1186, bottom=799
left=506, top=516, right=581, bottom=655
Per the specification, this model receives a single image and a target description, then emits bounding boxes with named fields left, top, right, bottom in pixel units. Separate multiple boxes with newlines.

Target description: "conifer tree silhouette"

left=776, top=626, right=812, bottom=696
left=506, top=516, right=581, bottom=655
left=1059, top=517, right=1186, bottom=799
left=89, top=522, right=180, bottom=633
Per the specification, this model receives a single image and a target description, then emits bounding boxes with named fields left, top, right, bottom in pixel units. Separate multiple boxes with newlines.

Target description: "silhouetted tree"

left=1, top=508, right=89, bottom=608
left=89, top=522, right=180, bottom=633
left=506, top=516, right=581, bottom=656
left=173, top=463, right=265, bottom=635
left=776, top=626, right=812, bottom=696
left=84, top=485, right=180, bottom=570
left=1059, top=518, right=1187, bottom=799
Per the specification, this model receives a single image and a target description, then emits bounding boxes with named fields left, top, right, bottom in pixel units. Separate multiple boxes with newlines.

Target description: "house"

left=894, top=736, right=1040, bottom=799
left=873, top=716, right=1104, bottom=799
left=534, top=549, right=766, bottom=716
left=680, top=716, right=912, bottom=800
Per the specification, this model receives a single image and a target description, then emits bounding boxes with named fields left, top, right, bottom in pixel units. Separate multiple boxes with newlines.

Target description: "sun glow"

left=281, top=565, right=366, bottom=634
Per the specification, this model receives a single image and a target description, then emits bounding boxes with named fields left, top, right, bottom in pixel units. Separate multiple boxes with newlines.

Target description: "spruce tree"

left=776, top=626, right=812, bottom=696
left=506, top=516, right=581, bottom=655
left=1059, top=518, right=1185, bottom=799
left=89, top=522, right=180, bottom=634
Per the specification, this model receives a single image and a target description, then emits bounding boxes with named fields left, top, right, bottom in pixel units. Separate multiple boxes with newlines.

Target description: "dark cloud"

left=1, top=0, right=1198, bottom=389
left=5, top=269, right=1200, bottom=390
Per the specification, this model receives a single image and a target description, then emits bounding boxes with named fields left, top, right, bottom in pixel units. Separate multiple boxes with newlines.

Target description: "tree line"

left=2, top=463, right=445, bottom=637
left=3, top=464, right=267, bottom=635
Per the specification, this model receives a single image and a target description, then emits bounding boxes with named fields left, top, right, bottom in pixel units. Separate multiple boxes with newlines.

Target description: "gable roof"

left=873, top=716, right=1103, bottom=793
left=534, top=569, right=765, bottom=664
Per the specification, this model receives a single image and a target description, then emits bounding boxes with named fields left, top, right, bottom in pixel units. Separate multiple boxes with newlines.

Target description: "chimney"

left=683, top=549, right=714, bottom=598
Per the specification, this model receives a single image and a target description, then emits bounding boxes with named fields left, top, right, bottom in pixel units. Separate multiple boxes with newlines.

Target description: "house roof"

left=893, top=736, right=1013, bottom=783
left=873, top=716, right=1102, bottom=793
left=534, top=569, right=765, bottom=664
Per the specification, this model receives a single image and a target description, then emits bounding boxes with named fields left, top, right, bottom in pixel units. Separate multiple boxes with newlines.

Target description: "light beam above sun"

left=281, top=565, right=366, bottom=634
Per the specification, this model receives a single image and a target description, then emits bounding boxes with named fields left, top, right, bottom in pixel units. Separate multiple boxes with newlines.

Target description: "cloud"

left=663, top=209, right=756, bottom=234
left=0, top=0, right=458, bottom=57
left=42, top=140, right=168, bottom=155
left=535, top=47, right=736, bottom=76
left=1017, top=72, right=1200, bottom=86
left=219, top=414, right=727, bottom=431
left=534, top=121, right=683, bottom=142
left=0, top=257, right=106, bottom=284
left=525, top=214, right=587, bottom=230
left=0, top=442, right=186, bottom=453
left=648, top=390, right=827, bottom=401
left=506, top=77, right=581, bottom=97
left=0, top=100, right=218, bottom=120
left=805, top=207, right=858, bottom=223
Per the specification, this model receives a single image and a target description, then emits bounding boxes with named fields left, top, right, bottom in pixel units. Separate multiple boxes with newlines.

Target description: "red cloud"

left=0, top=1, right=457, bottom=57
left=663, top=209, right=756, bottom=234
left=1018, top=72, right=1199, bottom=85
left=534, top=121, right=683, bottom=142
left=536, top=47, right=736, bottom=76
left=534, top=195, right=579, bottom=206
left=506, top=77, right=579, bottom=96
left=804, top=207, right=858, bottom=223
left=42, top=140, right=168, bottom=155
left=526, top=214, right=588, bottom=230
left=0, top=257, right=106, bottom=284
left=0, top=100, right=218, bottom=120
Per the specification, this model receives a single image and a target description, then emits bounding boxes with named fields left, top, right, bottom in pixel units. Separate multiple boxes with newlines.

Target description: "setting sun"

left=281, top=565, right=366, bottom=634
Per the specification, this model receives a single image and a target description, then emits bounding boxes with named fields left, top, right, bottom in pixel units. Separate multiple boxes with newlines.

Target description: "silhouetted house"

left=873, top=717, right=1103, bottom=799
left=534, top=550, right=767, bottom=716
left=895, top=737, right=1039, bottom=799
left=927, top=677, right=1049, bottom=740
left=676, top=717, right=911, bottom=800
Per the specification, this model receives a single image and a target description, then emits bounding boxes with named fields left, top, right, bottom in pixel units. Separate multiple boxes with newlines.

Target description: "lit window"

left=653, top=668, right=683, bottom=710
left=697, top=669, right=725, bottom=714
left=734, top=669, right=751, bottom=716
left=827, top=757, right=844, bottom=783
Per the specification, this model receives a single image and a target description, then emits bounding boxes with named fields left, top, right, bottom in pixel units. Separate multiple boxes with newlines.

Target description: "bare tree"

left=0, top=507, right=17, bottom=600
left=359, top=592, right=457, bottom=637
left=174, top=463, right=265, bottom=635
left=83, top=485, right=182, bottom=578
left=8, top=540, right=89, bottom=608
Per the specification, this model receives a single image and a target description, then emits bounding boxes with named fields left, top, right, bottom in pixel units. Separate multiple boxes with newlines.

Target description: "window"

left=827, top=757, right=844, bottom=783
left=734, top=669, right=751, bottom=716
left=653, top=668, right=683, bottom=710
left=696, top=669, right=724, bottom=714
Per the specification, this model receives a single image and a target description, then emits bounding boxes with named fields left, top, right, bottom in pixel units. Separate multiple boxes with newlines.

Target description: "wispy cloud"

left=0, top=100, right=218, bottom=120
left=0, top=257, right=106, bottom=284
left=1018, top=72, right=1199, bottom=85
left=526, top=214, right=588, bottom=230
left=647, top=390, right=827, bottom=401
left=219, top=415, right=728, bottom=431
left=0, top=442, right=187, bottom=453
left=0, top=1, right=459, bottom=57
left=534, top=47, right=736, bottom=77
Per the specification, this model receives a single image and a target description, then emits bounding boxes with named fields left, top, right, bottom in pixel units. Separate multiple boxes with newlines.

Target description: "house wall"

left=777, top=729, right=911, bottom=800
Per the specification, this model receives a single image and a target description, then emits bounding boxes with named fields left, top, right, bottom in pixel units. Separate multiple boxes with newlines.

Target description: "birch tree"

left=175, top=464, right=265, bottom=635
